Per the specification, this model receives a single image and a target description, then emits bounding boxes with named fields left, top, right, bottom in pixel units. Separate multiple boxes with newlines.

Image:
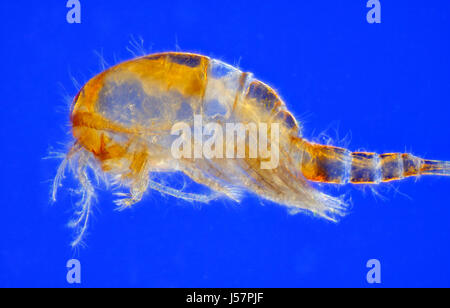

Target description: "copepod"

left=53, top=52, right=450, bottom=246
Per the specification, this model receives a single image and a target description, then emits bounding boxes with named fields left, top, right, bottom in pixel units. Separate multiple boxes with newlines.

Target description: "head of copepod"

left=67, top=70, right=131, bottom=165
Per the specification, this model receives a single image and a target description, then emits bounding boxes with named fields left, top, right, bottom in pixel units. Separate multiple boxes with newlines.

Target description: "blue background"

left=1, top=1, right=449, bottom=287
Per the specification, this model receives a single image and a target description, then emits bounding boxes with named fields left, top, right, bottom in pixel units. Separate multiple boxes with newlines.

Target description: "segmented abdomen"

left=300, top=142, right=445, bottom=184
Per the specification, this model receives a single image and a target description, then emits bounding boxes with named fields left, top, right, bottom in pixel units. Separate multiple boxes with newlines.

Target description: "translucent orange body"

left=53, top=52, right=450, bottom=246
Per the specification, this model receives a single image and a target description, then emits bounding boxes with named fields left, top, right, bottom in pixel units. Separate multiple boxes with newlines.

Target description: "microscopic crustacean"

left=53, top=52, right=450, bottom=246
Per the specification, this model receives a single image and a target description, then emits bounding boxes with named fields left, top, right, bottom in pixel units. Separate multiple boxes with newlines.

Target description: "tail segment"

left=298, top=141, right=450, bottom=184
